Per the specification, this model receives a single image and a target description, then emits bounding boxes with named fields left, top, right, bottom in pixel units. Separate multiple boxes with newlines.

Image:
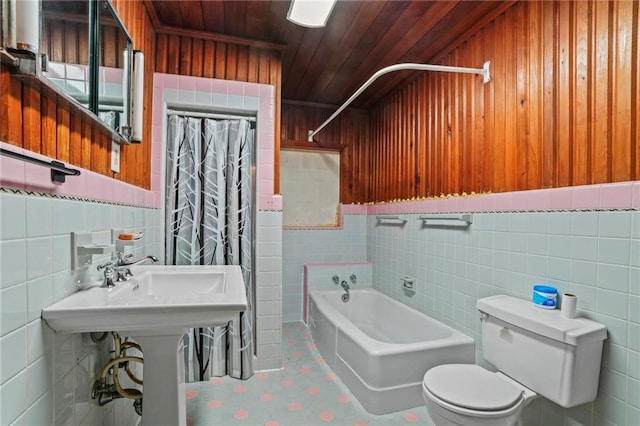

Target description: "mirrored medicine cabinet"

left=2, top=0, right=136, bottom=144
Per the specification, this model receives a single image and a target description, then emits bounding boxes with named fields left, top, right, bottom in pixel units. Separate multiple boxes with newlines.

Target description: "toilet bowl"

left=421, top=295, right=607, bottom=426
left=422, top=364, right=537, bottom=426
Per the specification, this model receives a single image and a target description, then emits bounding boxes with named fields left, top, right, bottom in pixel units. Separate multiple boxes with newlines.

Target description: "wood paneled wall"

left=154, top=32, right=281, bottom=84
left=154, top=30, right=283, bottom=193
left=362, top=0, right=640, bottom=203
left=1, top=1, right=155, bottom=189
left=111, top=0, right=155, bottom=188
left=281, top=101, right=370, bottom=204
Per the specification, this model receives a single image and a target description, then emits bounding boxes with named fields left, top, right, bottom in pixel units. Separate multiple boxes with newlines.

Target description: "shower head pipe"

left=307, top=61, right=491, bottom=142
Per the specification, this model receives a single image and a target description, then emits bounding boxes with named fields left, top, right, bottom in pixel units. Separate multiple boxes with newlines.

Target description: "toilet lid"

left=424, top=364, right=524, bottom=411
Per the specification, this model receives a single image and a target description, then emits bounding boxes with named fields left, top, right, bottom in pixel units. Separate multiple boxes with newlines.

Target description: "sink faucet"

left=97, top=255, right=159, bottom=286
left=113, top=254, right=159, bottom=281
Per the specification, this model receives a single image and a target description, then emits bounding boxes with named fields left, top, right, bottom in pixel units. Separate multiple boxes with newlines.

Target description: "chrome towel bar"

left=0, top=147, right=81, bottom=183
left=418, top=214, right=472, bottom=226
left=376, top=215, right=407, bottom=224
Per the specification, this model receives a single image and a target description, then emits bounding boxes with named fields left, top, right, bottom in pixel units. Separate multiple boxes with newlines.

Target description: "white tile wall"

left=281, top=205, right=639, bottom=425
left=255, top=210, right=284, bottom=371
left=0, top=190, right=161, bottom=425
left=366, top=210, right=640, bottom=426
left=305, top=263, right=373, bottom=292
left=282, top=214, right=367, bottom=322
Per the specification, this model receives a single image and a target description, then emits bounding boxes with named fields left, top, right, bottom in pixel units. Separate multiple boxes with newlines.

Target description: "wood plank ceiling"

left=147, top=0, right=514, bottom=108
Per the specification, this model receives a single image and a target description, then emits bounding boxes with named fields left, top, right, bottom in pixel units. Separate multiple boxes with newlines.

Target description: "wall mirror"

left=95, top=0, right=132, bottom=137
left=5, top=0, right=133, bottom=143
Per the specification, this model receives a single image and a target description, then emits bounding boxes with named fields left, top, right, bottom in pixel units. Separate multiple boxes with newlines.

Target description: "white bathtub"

left=309, top=288, right=475, bottom=414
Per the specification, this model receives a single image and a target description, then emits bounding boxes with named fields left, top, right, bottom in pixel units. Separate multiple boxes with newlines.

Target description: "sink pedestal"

left=134, top=331, right=187, bottom=426
left=40, top=265, right=248, bottom=425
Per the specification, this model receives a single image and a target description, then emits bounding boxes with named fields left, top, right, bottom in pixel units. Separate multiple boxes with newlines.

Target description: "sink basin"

left=42, top=265, right=247, bottom=334
left=110, top=270, right=227, bottom=305
left=42, top=264, right=248, bottom=426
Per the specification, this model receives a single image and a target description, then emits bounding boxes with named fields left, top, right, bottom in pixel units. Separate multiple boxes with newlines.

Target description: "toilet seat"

left=423, top=364, right=524, bottom=412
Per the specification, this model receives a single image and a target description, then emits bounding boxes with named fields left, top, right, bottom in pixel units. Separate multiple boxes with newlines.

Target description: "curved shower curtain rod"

left=307, top=61, right=491, bottom=142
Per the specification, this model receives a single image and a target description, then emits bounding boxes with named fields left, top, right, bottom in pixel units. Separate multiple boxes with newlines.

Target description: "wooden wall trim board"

left=286, top=0, right=639, bottom=204
left=1, top=0, right=155, bottom=189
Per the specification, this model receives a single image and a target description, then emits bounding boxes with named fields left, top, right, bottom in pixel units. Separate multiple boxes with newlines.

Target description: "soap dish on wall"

left=71, top=232, right=115, bottom=270
left=111, top=229, right=143, bottom=252
left=77, top=244, right=114, bottom=255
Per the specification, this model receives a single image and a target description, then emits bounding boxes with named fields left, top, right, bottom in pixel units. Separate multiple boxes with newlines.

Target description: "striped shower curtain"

left=165, top=114, right=254, bottom=380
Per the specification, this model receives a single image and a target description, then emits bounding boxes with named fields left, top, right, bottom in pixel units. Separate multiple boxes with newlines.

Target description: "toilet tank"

left=477, top=295, right=607, bottom=408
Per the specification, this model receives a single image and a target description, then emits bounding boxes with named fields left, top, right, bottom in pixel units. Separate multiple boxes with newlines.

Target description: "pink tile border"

left=633, top=182, right=640, bottom=208
left=599, top=182, right=633, bottom=209
left=0, top=141, right=155, bottom=207
left=340, top=204, right=367, bottom=214
left=258, top=194, right=282, bottom=211
left=362, top=182, right=639, bottom=216
left=0, top=144, right=26, bottom=189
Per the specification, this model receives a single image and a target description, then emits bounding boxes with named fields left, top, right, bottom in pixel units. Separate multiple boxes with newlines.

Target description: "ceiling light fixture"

left=287, top=0, right=337, bottom=28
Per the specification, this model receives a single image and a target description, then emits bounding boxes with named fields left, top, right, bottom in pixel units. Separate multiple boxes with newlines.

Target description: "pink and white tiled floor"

left=185, top=322, right=434, bottom=425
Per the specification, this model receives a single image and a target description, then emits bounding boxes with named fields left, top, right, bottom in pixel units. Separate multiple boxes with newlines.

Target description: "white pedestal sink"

left=42, top=265, right=248, bottom=426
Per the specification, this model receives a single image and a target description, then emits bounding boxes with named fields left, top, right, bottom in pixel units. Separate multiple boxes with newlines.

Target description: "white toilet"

left=422, top=295, right=607, bottom=426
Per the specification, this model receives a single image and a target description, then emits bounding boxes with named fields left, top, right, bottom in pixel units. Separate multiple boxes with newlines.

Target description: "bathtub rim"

left=309, top=288, right=475, bottom=357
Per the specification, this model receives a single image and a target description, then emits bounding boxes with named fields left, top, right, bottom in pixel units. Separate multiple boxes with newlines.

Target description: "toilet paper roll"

left=561, top=293, right=577, bottom=319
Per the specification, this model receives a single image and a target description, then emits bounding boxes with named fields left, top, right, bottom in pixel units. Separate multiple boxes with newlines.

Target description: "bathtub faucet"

left=340, top=280, right=350, bottom=302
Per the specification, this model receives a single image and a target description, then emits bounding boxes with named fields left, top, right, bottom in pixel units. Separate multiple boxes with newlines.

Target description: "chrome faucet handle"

left=97, top=262, right=113, bottom=271
left=349, top=274, right=357, bottom=284
left=332, top=275, right=340, bottom=284
left=97, top=262, right=116, bottom=288
left=115, top=252, right=133, bottom=266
